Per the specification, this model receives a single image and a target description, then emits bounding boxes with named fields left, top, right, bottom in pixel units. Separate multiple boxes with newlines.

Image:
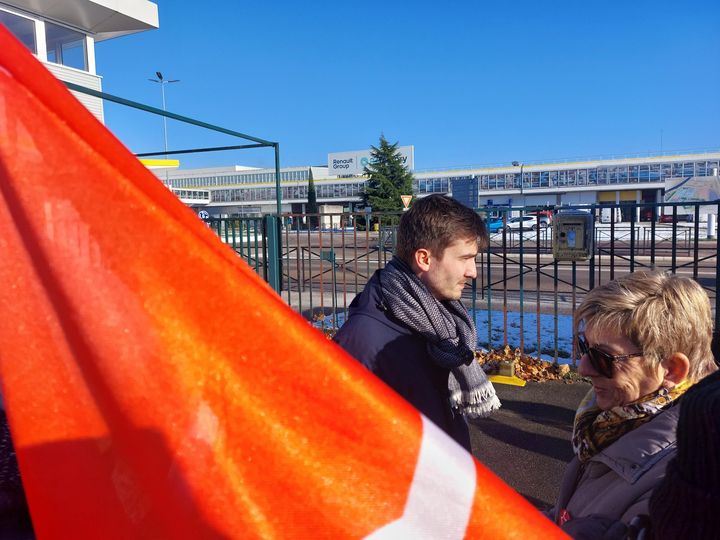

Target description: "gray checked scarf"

left=378, top=257, right=501, bottom=421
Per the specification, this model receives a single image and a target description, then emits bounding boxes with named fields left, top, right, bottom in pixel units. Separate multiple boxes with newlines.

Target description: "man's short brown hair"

left=395, top=195, right=488, bottom=263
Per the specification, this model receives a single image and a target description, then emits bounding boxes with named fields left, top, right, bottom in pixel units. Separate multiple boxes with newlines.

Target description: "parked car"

left=599, top=207, right=621, bottom=223
left=660, top=213, right=694, bottom=223
left=485, top=217, right=505, bottom=233
left=526, top=210, right=553, bottom=226
left=505, top=216, right=548, bottom=232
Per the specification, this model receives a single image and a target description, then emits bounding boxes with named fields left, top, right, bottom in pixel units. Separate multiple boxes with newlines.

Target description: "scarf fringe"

left=450, top=386, right=502, bottom=420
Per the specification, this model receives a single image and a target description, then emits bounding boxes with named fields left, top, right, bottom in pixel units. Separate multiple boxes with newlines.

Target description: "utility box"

left=553, top=211, right=594, bottom=261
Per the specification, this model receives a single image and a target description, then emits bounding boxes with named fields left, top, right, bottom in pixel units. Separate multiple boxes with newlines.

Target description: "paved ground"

left=468, top=379, right=591, bottom=510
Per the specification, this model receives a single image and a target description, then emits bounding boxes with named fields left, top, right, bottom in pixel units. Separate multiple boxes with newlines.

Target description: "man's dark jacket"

left=334, top=270, right=471, bottom=450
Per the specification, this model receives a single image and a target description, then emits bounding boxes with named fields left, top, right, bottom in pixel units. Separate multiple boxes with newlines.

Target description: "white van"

left=599, top=207, right=621, bottom=223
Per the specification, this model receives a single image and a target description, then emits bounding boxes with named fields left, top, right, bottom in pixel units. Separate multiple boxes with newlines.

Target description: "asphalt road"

left=468, top=379, right=591, bottom=510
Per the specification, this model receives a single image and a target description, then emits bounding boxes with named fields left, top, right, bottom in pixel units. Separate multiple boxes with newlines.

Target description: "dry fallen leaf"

left=477, top=347, right=577, bottom=382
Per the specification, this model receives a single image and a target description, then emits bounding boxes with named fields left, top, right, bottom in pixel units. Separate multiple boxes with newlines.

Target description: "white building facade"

left=0, top=0, right=158, bottom=122
left=162, top=151, right=720, bottom=221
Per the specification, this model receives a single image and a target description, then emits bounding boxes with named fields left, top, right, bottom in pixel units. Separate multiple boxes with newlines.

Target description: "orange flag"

left=0, top=26, right=566, bottom=539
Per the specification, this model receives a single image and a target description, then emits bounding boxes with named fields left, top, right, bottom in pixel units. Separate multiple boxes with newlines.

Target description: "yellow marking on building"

left=139, top=158, right=180, bottom=169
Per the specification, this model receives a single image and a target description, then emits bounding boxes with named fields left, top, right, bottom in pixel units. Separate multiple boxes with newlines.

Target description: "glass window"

left=661, top=163, right=672, bottom=179
left=0, top=9, right=36, bottom=53
left=597, top=168, right=608, bottom=184
left=540, top=171, right=549, bottom=187
left=577, top=169, right=587, bottom=186
left=617, top=165, right=628, bottom=183
left=607, top=166, right=619, bottom=184
left=45, top=21, right=87, bottom=71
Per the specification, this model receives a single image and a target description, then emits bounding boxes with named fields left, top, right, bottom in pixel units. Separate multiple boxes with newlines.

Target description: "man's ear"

left=661, top=352, right=690, bottom=386
left=413, top=248, right=432, bottom=273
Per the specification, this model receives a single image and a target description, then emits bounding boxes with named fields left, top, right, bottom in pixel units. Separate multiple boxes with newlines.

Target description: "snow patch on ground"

left=474, top=310, right=575, bottom=364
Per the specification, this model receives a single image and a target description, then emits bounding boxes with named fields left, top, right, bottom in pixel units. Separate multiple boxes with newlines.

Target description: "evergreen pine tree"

left=362, top=135, right=414, bottom=214
left=306, top=175, right=319, bottom=228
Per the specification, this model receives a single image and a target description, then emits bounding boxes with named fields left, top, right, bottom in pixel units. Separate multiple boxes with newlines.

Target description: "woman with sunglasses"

left=550, top=271, right=718, bottom=538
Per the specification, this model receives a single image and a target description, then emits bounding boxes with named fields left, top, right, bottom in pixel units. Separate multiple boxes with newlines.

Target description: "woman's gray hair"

left=575, top=271, right=717, bottom=382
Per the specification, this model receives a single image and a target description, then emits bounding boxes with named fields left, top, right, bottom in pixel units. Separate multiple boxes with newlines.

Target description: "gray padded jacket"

left=552, top=403, right=680, bottom=531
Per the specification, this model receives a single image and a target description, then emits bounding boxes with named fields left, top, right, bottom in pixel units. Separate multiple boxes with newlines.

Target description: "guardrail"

left=206, top=201, right=719, bottom=365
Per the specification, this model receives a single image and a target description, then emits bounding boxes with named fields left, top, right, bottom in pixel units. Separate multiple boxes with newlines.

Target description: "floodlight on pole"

left=148, top=71, right=180, bottom=158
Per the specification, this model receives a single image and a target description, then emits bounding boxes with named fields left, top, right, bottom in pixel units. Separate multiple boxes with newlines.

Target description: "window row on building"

left=1, top=6, right=89, bottom=71
left=478, top=160, right=719, bottom=192
left=415, top=177, right=451, bottom=194
left=170, top=169, right=310, bottom=189
left=411, top=160, right=720, bottom=194
left=173, top=189, right=210, bottom=201
left=210, top=182, right=363, bottom=203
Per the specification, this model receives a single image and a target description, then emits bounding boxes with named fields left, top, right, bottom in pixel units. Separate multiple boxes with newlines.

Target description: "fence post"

left=264, top=215, right=282, bottom=293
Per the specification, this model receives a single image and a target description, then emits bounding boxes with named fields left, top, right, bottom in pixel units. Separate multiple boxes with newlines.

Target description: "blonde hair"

left=575, top=271, right=717, bottom=382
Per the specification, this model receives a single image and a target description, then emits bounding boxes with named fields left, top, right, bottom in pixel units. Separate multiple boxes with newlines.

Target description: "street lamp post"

left=511, top=159, right=526, bottom=351
left=512, top=160, right=524, bottom=196
left=148, top=71, right=180, bottom=157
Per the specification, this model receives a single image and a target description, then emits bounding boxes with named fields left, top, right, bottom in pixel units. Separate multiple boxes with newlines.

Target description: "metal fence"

left=206, top=217, right=267, bottom=279
left=207, top=201, right=720, bottom=365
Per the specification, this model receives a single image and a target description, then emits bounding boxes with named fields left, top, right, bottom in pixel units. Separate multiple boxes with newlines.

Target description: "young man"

left=334, top=195, right=499, bottom=451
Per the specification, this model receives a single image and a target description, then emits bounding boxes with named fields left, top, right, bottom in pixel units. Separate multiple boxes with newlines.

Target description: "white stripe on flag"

left=365, top=415, right=477, bottom=539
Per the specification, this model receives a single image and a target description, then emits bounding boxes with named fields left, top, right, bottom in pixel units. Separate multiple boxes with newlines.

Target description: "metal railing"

left=207, top=201, right=720, bottom=365
left=205, top=217, right=267, bottom=278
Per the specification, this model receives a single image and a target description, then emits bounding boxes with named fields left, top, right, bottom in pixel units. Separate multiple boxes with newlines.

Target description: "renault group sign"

left=328, top=146, right=414, bottom=175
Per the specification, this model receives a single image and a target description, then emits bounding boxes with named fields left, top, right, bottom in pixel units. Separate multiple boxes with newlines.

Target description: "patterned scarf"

left=572, top=379, right=692, bottom=463
left=378, top=257, right=501, bottom=421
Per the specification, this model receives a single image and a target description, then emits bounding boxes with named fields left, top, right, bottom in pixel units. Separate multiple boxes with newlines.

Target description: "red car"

left=659, top=213, right=694, bottom=223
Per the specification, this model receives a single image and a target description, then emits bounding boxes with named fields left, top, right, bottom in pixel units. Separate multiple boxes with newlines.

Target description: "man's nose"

left=466, top=261, right=477, bottom=279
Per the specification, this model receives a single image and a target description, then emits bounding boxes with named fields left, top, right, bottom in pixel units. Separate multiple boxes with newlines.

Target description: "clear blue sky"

left=95, top=0, right=720, bottom=171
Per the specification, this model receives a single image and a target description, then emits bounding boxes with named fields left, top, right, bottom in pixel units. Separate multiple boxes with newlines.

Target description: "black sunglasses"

left=577, top=334, right=644, bottom=378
